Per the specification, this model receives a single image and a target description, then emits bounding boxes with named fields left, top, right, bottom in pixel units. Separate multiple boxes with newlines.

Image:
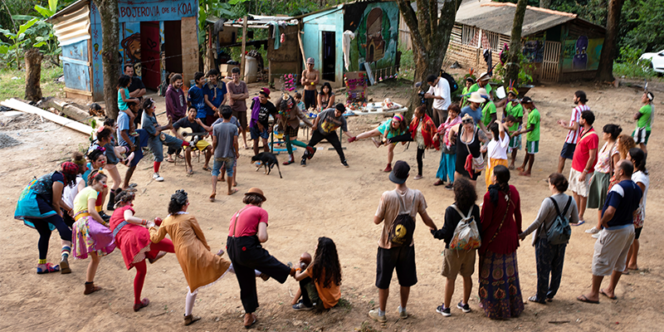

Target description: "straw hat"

left=467, top=91, right=486, bottom=104
left=245, top=187, right=266, bottom=201
left=478, top=72, right=490, bottom=81
left=477, top=88, right=490, bottom=100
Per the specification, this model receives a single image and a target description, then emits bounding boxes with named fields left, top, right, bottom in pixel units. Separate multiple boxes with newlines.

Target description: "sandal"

left=165, top=157, right=175, bottom=163
left=528, top=296, right=546, bottom=304
left=576, top=295, right=599, bottom=304
left=37, top=263, right=60, bottom=274
left=187, top=168, right=194, bottom=175
left=202, top=165, right=211, bottom=171
left=209, top=193, right=216, bottom=202
left=244, top=314, right=257, bottom=329
left=228, top=188, right=239, bottom=196
left=600, top=289, right=617, bottom=300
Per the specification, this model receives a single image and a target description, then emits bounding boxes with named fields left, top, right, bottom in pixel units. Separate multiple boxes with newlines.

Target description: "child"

left=294, top=92, right=306, bottom=113
left=188, top=72, right=207, bottom=120
left=515, top=97, right=540, bottom=176
left=503, top=90, right=523, bottom=169
left=118, top=75, right=139, bottom=136
left=292, top=237, right=342, bottom=311
left=433, top=104, right=462, bottom=188
left=461, top=77, right=474, bottom=107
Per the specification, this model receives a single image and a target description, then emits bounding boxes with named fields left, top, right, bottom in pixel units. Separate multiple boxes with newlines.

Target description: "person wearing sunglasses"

left=448, top=113, right=488, bottom=187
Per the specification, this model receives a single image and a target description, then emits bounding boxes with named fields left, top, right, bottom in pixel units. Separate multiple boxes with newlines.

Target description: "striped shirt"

left=565, top=104, right=590, bottom=144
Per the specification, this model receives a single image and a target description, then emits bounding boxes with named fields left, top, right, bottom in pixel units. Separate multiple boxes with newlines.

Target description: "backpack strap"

left=562, top=196, right=573, bottom=216
left=548, top=197, right=562, bottom=218
left=451, top=204, right=474, bottom=223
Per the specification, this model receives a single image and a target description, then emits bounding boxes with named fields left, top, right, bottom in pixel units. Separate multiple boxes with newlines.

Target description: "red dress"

left=479, top=185, right=522, bottom=255
left=110, top=206, right=152, bottom=270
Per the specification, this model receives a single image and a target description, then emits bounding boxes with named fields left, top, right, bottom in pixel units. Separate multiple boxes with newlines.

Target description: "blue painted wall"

left=90, top=2, right=103, bottom=100
left=64, top=61, right=91, bottom=91
left=302, top=8, right=344, bottom=84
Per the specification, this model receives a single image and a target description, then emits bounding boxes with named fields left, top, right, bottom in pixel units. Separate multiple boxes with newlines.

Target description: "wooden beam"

left=1, top=98, right=93, bottom=135
left=297, top=31, right=306, bottom=68
left=240, top=16, right=248, bottom=81
left=64, top=87, right=93, bottom=96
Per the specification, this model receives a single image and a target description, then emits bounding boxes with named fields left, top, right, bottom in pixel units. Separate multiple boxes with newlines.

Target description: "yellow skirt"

left=485, top=158, right=509, bottom=192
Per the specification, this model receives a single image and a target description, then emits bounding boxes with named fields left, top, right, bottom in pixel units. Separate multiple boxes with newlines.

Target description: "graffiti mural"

left=366, top=8, right=385, bottom=62
left=562, top=36, right=603, bottom=72
left=346, top=1, right=399, bottom=72
left=522, top=36, right=545, bottom=63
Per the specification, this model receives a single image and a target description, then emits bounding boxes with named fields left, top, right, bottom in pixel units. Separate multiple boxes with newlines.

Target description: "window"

left=462, top=25, right=478, bottom=47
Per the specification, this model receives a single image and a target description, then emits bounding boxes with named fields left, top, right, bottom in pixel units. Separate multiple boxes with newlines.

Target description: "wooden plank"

left=181, top=16, right=199, bottom=86
left=240, top=16, right=248, bottom=81
left=64, top=87, right=93, bottom=96
left=1, top=98, right=93, bottom=135
left=297, top=31, right=306, bottom=68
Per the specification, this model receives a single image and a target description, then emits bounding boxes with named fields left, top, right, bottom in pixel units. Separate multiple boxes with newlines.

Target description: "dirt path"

left=0, top=81, right=663, bottom=331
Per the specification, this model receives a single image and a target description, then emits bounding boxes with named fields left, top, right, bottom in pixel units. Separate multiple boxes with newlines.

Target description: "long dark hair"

left=454, top=177, right=477, bottom=212
left=489, top=122, right=500, bottom=140
left=118, top=75, right=131, bottom=88
left=319, top=82, right=333, bottom=96
left=629, top=147, right=648, bottom=175
left=311, top=237, right=342, bottom=288
left=488, top=165, right=511, bottom=205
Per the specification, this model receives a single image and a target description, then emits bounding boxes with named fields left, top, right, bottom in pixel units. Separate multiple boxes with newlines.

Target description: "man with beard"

left=556, top=91, right=590, bottom=174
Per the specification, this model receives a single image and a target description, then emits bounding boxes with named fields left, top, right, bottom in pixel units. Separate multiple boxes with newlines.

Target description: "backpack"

left=545, top=197, right=573, bottom=245
left=449, top=204, right=482, bottom=251
left=440, top=70, right=459, bottom=92
left=388, top=192, right=417, bottom=247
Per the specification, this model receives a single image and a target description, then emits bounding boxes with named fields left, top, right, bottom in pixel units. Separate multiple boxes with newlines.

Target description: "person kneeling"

left=292, top=237, right=342, bottom=311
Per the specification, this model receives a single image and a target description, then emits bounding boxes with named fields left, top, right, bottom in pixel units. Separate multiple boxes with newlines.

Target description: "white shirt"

left=487, top=132, right=509, bottom=160
left=427, top=78, right=451, bottom=110
left=632, top=171, right=650, bottom=219
left=565, top=104, right=589, bottom=144
left=63, top=175, right=83, bottom=209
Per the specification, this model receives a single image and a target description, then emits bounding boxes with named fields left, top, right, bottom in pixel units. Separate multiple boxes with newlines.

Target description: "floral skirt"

left=72, top=216, right=116, bottom=259
left=478, top=250, right=524, bottom=320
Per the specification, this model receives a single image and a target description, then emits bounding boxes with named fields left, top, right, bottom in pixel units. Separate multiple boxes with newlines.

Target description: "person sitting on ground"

left=172, top=107, right=214, bottom=174
left=514, top=96, right=541, bottom=177
left=434, top=104, right=462, bottom=188
left=110, top=190, right=175, bottom=312
left=519, top=173, right=579, bottom=304
left=317, top=82, right=336, bottom=111
left=292, top=237, right=343, bottom=311
left=277, top=93, right=313, bottom=165
left=577, top=160, right=641, bottom=304
left=249, top=88, right=277, bottom=157
left=210, top=106, right=239, bottom=201
left=431, top=177, right=481, bottom=317
left=632, top=91, right=654, bottom=157
left=349, top=113, right=408, bottom=172
left=302, top=104, right=355, bottom=168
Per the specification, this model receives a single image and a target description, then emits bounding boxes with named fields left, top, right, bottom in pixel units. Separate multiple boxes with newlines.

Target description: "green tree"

left=505, top=0, right=528, bottom=87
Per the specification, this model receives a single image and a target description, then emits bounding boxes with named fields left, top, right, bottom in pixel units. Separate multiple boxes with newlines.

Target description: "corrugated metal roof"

left=47, top=0, right=88, bottom=23
left=455, top=0, right=582, bottom=37
left=51, top=2, right=90, bottom=46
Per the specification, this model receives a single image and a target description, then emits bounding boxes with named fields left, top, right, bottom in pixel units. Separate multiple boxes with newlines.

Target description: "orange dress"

left=150, top=213, right=231, bottom=292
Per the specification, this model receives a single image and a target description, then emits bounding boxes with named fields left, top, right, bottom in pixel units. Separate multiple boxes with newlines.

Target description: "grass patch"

left=0, top=66, right=64, bottom=101
left=613, top=62, right=663, bottom=81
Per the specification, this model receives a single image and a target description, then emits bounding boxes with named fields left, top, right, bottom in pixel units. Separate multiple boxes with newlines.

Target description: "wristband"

left=141, top=219, right=147, bottom=226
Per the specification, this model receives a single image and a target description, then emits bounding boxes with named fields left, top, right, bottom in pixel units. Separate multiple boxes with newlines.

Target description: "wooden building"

left=48, top=0, right=199, bottom=101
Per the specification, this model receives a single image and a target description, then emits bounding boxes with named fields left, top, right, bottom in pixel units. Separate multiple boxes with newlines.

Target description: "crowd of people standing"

left=12, top=65, right=656, bottom=328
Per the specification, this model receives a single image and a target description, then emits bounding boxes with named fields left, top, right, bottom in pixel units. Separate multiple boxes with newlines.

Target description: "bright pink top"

left=228, top=205, right=269, bottom=237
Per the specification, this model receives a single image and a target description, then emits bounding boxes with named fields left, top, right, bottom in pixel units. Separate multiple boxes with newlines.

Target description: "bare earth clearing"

left=1, top=81, right=663, bottom=331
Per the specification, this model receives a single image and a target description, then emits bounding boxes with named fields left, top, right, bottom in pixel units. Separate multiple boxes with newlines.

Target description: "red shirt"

left=479, top=185, right=522, bottom=255
left=228, top=205, right=269, bottom=237
left=571, top=127, right=599, bottom=172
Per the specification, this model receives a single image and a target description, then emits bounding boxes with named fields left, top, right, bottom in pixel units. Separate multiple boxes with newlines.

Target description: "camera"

left=415, top=82, right=426, bottom=105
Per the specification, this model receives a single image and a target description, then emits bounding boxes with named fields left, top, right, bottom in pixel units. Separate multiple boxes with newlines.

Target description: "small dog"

left=251, top=152, right=282, bottom=178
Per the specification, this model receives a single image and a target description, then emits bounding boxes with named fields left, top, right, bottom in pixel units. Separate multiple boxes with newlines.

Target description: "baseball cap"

left=389, top=160, right=410, bottom=184
left=521, top=96, right=533, bottom=104
left=307, top=57, right=315, bottom=64
left=259, top=88, right=271, bottom=98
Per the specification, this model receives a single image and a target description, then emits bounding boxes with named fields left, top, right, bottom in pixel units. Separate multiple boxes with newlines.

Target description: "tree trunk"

left=397, top=0, right=462, bottom=117
left=92, top=0, right=120, bottom=120
left=24, top=48, right=43, bottom=102
left=596, top=0, right=624, bottom=82
left=539, top=0, right=551, bottom=9
left=505, top=0, right=528, bottom=87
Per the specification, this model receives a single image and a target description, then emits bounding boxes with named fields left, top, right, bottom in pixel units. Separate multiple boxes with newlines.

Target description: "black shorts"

left=560, top=142, right=576, bottom=160
left=304, top=90, right=317, bottom=110
left=375, top=246, right=417, bottom=289
left=635, top=227, right=643, bottom=240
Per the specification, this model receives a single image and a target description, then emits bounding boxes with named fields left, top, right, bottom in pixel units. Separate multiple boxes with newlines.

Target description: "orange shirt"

left=306, top=266, right=341, bottom=309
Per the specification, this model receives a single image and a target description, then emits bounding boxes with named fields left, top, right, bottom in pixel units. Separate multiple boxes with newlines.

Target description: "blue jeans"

left=148, top=133, right=183, bottom=162
left=250, top=125, right=269, bottom=140
left=121, top=129, right=149, bottom=167
left=535, top=237, right=567, bottom=300
left=212, top=157, right=235, bottom=177
left=436, top=152, right=456, bottom=182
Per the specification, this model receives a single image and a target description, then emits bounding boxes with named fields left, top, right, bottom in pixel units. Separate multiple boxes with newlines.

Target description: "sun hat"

left=478, top=72, right=490, bottom=81
left=467, top=91, right=486, bottom=104
left=389, top=161, right=410, bottom=184
left=477, top=88, right=490, bottom=100
left=245, top=187, right=266, bottom=201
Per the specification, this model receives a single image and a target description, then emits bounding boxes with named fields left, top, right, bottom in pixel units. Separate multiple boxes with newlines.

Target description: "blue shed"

left=48, top=0, right=200, bottom=102
left=297, top=1, right=400, bottom=87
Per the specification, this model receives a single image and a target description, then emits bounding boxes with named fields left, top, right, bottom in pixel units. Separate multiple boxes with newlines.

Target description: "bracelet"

left=141, top=219, right=147, bottom=226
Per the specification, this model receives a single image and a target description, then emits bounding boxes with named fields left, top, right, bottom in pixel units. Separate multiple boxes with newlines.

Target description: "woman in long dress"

left=149, top=190, right=232, bottom=326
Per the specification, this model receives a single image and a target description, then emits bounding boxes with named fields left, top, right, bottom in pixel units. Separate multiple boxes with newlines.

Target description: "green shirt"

left=469, top=83, right=492, bottom=98
left=636, top=104, right=653, bottom=131
left=461, top=86, right=470, bottom=106
left=526, top=108, right=541, bottom=142
left=505, top=102, right=523, bottom=132
left=482, top=101, right=497, bottom=127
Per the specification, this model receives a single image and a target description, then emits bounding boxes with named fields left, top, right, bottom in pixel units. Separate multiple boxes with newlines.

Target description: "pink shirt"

left=228, top=205, right=268, bottom=237
left=565, top=104, right=589, bottom=144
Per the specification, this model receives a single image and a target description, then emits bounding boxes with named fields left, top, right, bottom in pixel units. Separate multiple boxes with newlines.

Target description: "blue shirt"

left=460, top=105, right=483, bottom=127
left=202, top=83, right=227, bottom=116
left=602, top=180, right=642, bottom=227
left=188, top=85, right=206, bottom=118
left=117, top=111, right=132, bottom=146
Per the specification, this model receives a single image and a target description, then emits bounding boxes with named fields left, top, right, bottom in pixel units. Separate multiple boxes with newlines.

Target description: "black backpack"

left=440, top=70, right=459, bottom=93
left=389, top=192, right=417, bottom=247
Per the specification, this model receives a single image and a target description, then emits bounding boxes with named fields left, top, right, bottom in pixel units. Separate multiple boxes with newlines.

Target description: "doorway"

left=140, top=21, right=160, bottom=90
left=322, top=31, right=335, bottom=81
left=163, top=21, right=183, bottom=76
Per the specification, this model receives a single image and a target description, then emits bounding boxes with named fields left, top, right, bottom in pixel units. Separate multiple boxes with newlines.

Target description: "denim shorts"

left=250, top=125, right=269, bottom=140
left=212, top=157, right=235, bottom=177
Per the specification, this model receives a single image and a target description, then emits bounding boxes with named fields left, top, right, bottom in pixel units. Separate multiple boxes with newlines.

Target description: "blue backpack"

left=546, top=197, right=572, bottom=245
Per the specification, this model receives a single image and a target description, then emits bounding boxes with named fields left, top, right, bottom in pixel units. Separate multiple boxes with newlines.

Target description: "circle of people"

left=13, top=66, right=655, bottom=327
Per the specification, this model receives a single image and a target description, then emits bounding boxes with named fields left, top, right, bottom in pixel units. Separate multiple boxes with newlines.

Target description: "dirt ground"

left=1, top=80, right=663, bottom=332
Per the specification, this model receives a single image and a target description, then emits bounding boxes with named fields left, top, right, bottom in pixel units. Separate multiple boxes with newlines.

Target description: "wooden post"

left=268, top=59, right=273, bottom=87
left=240, top=16, right=248, bottom=81
left=24, top=48, right=43, bottom=102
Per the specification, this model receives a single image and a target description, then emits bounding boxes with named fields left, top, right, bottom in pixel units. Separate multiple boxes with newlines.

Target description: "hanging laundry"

left=342, top=31, right=356, bottom=71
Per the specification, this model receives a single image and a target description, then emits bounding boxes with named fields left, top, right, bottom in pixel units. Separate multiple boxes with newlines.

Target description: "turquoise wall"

left=302, top=8, right=344, bottom=84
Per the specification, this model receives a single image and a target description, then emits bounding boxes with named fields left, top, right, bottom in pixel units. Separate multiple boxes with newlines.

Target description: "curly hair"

left=617, top=134, right=636, bottom=160
left=115, top=190, right=136, bottom=206
left=168, top=190, right=188, bottom=215
left=242, top=194, right=265, bottom=205
left=311, top=237, right=342, bottom=289
left=453, top=177, right=477, bottom=212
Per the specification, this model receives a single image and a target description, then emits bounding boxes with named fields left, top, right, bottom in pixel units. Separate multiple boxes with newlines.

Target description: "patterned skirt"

left=284, top=125, right=299, bottom=138
left=72, top=216, right=116, bottom=259
left=478, top=250, right=524, bottom=320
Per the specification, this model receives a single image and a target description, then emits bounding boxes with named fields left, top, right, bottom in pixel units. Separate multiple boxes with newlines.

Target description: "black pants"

left=299, top=277, right=322, bottom=308
left=304, top=90, right=317, bottom=110
left=227, top=236, right=291, bottom=313
left=306, top=131, right=345, bottom=162
left=416, top=147, right=425, bottom=176
left=381, top=132, right=424, bottom=175
left=28, top=214, right=72, bottom=260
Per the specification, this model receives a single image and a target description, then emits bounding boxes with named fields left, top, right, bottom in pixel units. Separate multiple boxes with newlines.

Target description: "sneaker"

left=585, top=227, right=600, bottom=234
left=292, top=300, right=313, bottom=311
left=341, top=160, right=349, bottom=168
left=397, top=306, right=408, bottom=319
left=592, top=233, right=600, bottom=239
left=436, top=304, right=451, bottom=317
left=300, top=158, right=307, bottom=167
left=457, top=301, right=471, bottom=313
left=153, top=173, right=164, bottom=182
left=444, top=183, right=454, bottom=191
left=368, top=309, right=387, bottom=323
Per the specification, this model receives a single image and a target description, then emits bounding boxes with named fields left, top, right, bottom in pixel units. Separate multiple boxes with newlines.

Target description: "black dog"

left=251, top=152, right=282, bottom=178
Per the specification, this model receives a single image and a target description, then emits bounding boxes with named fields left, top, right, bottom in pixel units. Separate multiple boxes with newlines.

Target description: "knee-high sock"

left=185, top=289, right=198, bottom=316
left=285, top=135, right=293, bottom=155
left=154, top=161, right=161, bottom=173
left=61, top=244, right=71, bottom=260
left=134, top=261, right=147, bottom=304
